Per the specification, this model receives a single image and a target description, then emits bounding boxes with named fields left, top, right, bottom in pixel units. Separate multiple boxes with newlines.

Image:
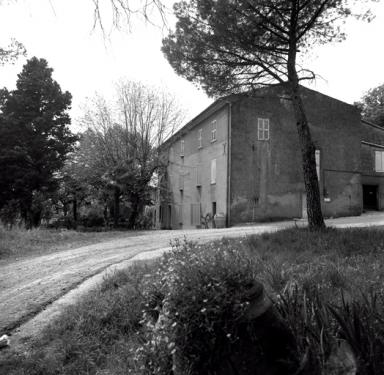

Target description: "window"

left=211, top=120, right=217, bottom=142
left=198, top=129, right=202, bottom=148
left=375, top=151, right=384, bottom=172
left=257, top=118, right=270, bottom=141
left=180, top=139, right=185, bottom=156
left=195, top=165, right=202, bottom=186
left=179, top=171, right=184, bottom=190
left=315, top=149, right=320, bottom=180
left=211, top=159, right=217, bottom=184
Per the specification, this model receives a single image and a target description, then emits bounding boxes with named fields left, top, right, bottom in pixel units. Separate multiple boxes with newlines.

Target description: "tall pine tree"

left=0, top=57, right=76, bottom=227
left=162, top=0, right=375, bottom=230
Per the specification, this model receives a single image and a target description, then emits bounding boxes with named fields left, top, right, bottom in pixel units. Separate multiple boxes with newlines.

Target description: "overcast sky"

left=0, top=0, right=383, bottom=131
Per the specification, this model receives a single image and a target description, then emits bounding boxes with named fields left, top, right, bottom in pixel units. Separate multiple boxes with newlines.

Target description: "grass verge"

left=0, top=225, right=140, bottom=260
left=1, top=226, right=384, bottom=374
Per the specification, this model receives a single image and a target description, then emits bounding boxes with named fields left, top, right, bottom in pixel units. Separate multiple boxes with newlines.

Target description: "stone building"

left=154, top=85, right=384, bottom=229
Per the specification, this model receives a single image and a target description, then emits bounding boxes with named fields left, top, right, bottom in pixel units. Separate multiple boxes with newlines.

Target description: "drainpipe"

left=226, top=102, right=232, bottom=227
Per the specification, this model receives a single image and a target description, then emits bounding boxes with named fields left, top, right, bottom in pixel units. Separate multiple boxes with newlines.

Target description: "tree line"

left=0, top=58, right=183, bottom=229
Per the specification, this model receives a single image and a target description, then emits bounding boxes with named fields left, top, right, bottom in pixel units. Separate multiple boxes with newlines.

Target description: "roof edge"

left=161, top=97, right=235, bottom=149
left=362, top=119, right=384, bottom=131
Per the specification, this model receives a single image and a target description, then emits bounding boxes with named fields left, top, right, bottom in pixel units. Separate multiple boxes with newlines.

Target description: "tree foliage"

left=162, top=0, right=376, bottom=230
left=0, top=57, right=76, bottom=227
left=163, top=0, right=374, bottom=95
left=355, top=84, right=384, bottom=127
left=77, top=81, right=184, bottom=228
left=0, top=38, right=26, bottom=65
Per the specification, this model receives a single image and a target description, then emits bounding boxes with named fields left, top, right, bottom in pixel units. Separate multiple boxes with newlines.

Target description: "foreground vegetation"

left=0, top=225, right=137, bottom=260
left=1, top=227, right=384, bottom=374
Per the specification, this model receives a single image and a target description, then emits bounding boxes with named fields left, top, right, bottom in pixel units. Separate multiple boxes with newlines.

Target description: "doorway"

left=363, top=185, right=378, bottom=210
left=167, top=205, right=172, bottom=228
left=212, top=202, right=217, bottom=228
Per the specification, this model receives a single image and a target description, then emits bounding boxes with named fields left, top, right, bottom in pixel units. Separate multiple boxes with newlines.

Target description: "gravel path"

left=0, top=223, right=293, bottom=336
left=1, top=213, right=383, bottom=350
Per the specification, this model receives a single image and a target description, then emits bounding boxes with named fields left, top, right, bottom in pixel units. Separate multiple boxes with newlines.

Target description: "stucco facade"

left=157, top=102, right=230, bottom=229
left=156, top=85, right=384, bottom=229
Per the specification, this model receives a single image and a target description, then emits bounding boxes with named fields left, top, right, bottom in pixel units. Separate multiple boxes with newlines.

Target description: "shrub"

left=81, top=208, right=105, bottom=228
left=276, top=284, right=384, bottom=375
left=329, top=292, right=384, bottom=374
left=135, top=211, right=154, bottom=230
left=0, top=199, right=20, bottom=228
left=47, top=215, right=76, bottom=229
left=136, top=238, right=278, bottom=374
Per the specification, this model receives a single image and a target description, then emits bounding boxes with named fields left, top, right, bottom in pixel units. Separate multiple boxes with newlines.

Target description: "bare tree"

left=79, top=80, right=184, bottom=228
left=91, top=0, right=169, bottom=34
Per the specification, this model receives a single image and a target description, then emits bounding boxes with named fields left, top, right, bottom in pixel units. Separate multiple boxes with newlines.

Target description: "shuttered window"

left=198, top=129, right=202, bottom=148
left=211, top=159, right=216, bottom=184
left=195, top=165, right=202, bottom=186
left=211, top=120, right=217, bottom=142
left=315, top=149, right=320, bottom=180
left=375, top=151, right=384, bottom=172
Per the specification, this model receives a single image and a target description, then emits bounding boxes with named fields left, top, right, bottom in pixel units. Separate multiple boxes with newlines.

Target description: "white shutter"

left=375, top=151, right=383, bottom=172
left=315, top=149, right=320, bottom=180
left=258, top=118, right=263, bottom=140
left=211, top=159, right=216, bottom=184
left=264, top=119, right=270, bottom=140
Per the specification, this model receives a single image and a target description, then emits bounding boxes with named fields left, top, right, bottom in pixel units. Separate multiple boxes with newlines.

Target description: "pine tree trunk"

left=287, top=37, right=325, bottom=231
left=289, top=83, right=325, bottom=230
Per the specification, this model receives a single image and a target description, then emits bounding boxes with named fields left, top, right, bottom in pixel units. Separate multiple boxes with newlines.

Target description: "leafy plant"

left=137, top=238, right=261, bottom=374
left=329, top=292, right=384, bottom=374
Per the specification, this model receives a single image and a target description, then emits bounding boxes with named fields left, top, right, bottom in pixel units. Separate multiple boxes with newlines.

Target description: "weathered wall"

left=229, top=86, right=362, bottom=224
left=361, top=121, right=384, bottom=210
left=163, top=105, right=229, bottom=229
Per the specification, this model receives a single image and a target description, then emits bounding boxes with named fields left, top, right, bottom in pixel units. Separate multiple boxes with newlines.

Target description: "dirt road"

left=1, top=213, right=384, bottom=337
left=0, top=223, right=294, bottom=335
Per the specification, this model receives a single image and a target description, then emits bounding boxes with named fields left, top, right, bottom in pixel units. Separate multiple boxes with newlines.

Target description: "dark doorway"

left=212, top=202, right=217, bottom=228
left=363, top=185, right=378, bottom=210
left=212, top=202, right=217, bottom=216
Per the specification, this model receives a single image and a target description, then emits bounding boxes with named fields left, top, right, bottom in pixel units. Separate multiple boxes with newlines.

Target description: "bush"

left=135, top=211, right=154, bottom=230
left=0, top=200, right=19, bottom=228
left=136, top=239, right=274, bottom=374
left=47, top=215, right=76, bottom=229
left=81, top=208, right=105, bottom=228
